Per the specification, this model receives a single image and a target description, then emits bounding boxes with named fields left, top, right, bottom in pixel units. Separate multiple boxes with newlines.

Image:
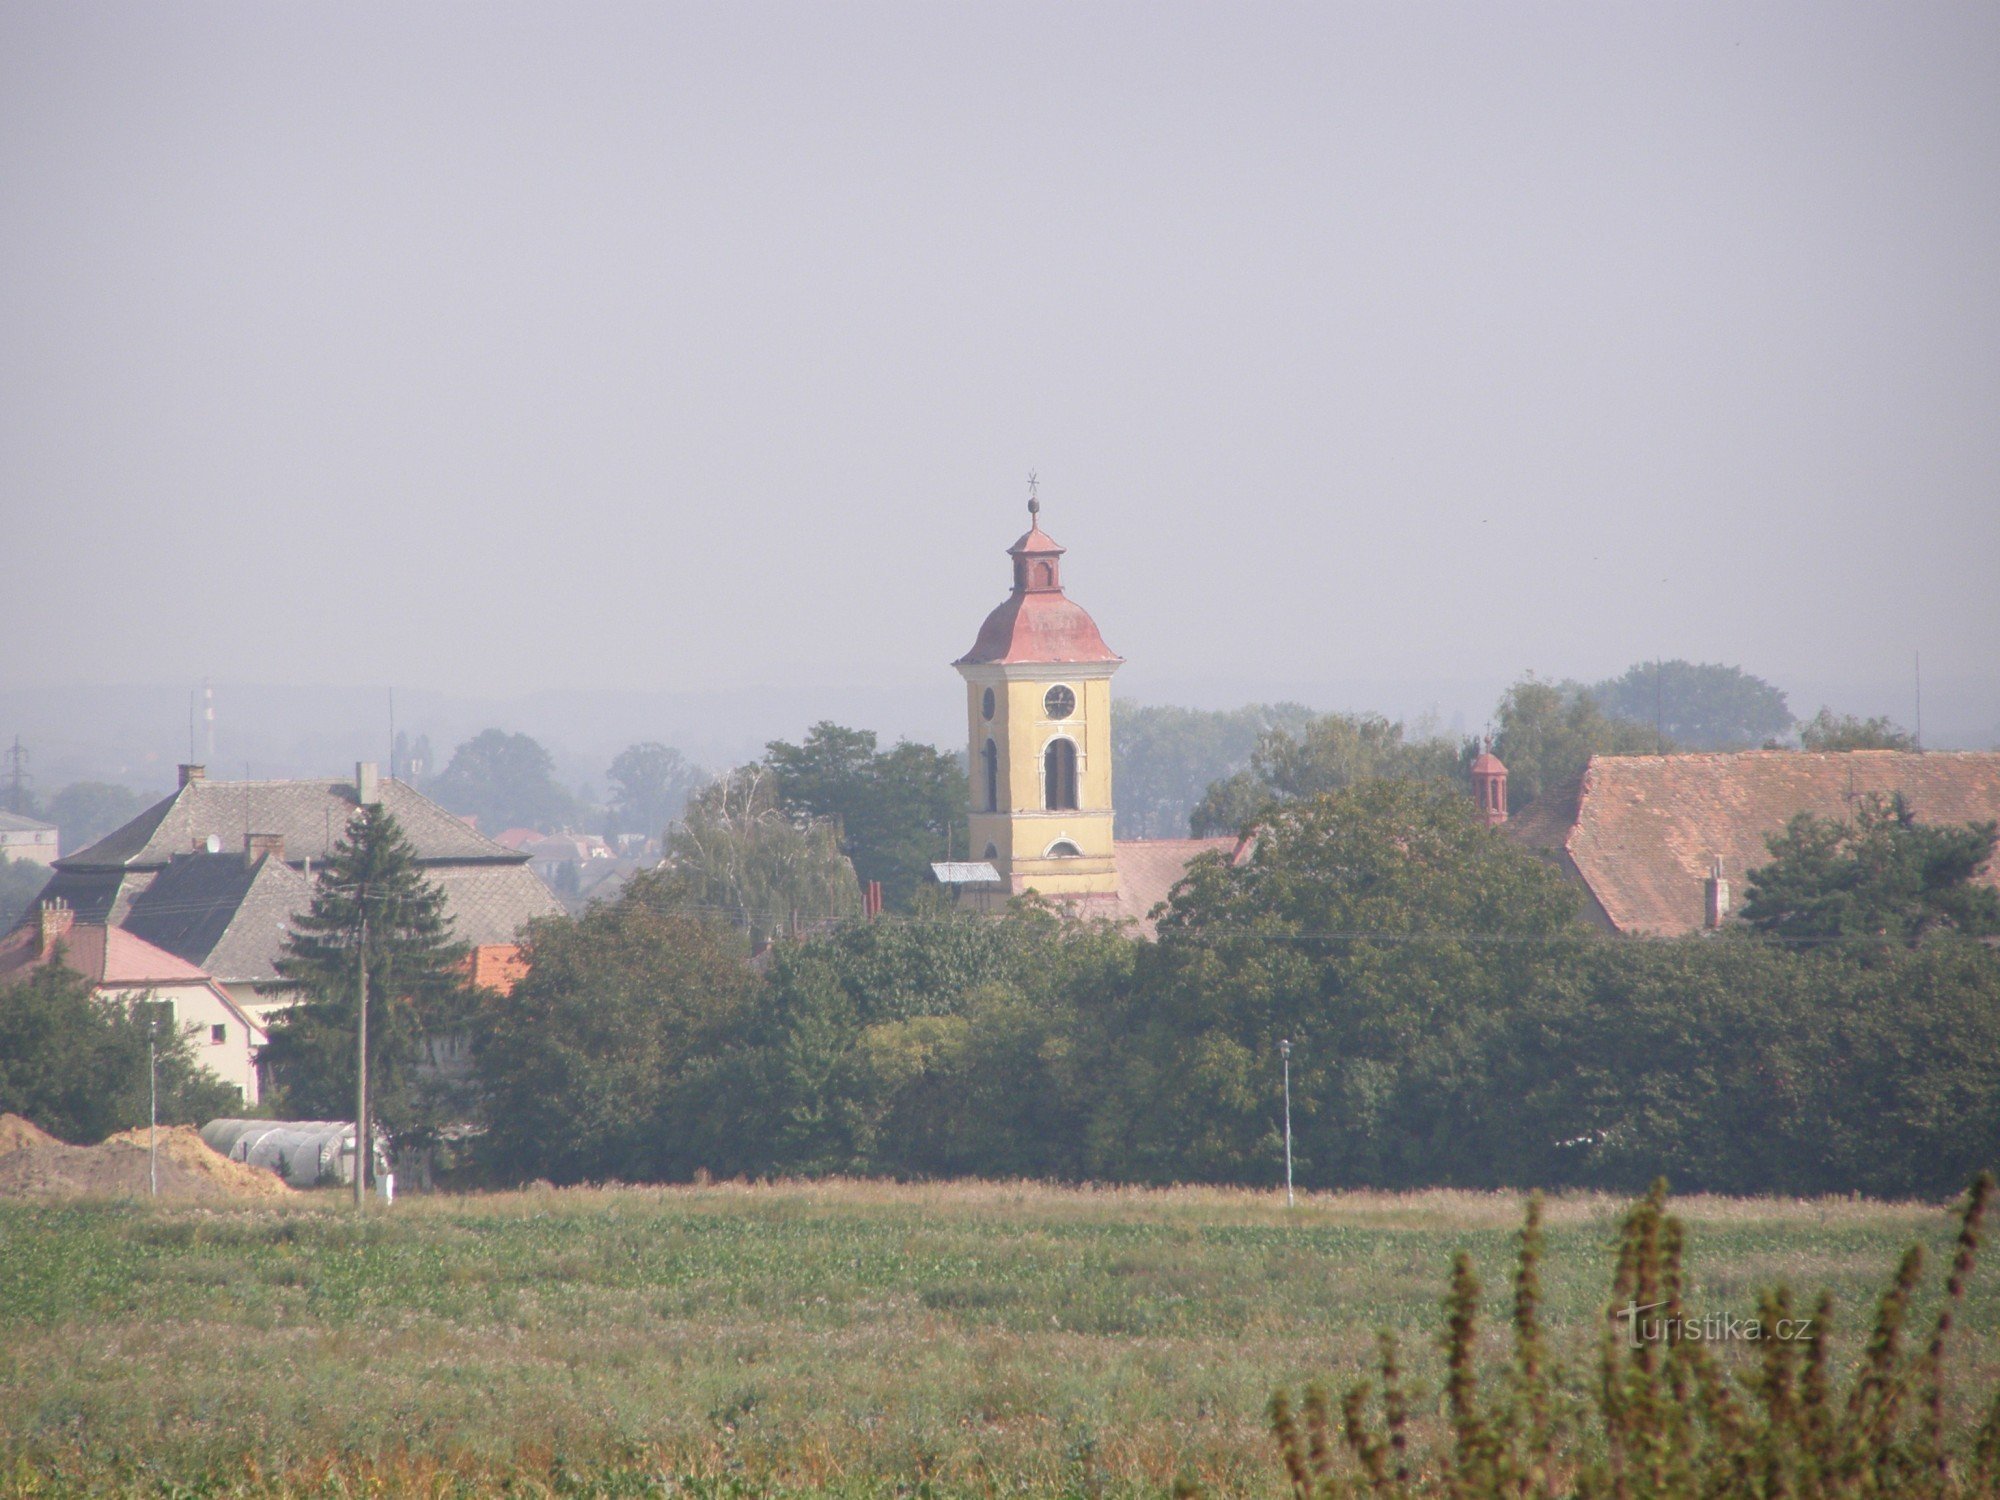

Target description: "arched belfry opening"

left=1044, top=739, right=1078, bottom=811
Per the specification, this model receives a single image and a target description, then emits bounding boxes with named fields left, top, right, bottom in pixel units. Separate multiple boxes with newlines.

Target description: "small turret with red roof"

left=1471, top=740, right=1508, bottom=826
left=956, top=498, right=1122, bottom=667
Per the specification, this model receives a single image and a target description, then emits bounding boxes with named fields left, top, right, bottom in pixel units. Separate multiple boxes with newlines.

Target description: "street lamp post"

left=1280, top=1038, right=1294, bottom=1207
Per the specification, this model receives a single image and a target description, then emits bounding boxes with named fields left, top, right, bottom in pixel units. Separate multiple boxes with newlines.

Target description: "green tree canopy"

left=606, top=741, right=708, bottom=840
left=474, top=873, right=761, bottom=1184
left=0, top=855, right=49, bottom=934
left=1113, top=702, right=1319, bottom=839
left=1490, top=676, right=1673, bottom=816
left=1584, top=659, right=1793, bottom=748
left=260, top=805, right=469, bottom=1141
left=1189, top=711, right=1466, bottom=836
left=1109, top=780, right=1583, bottom=1186
left=0, top=961, right=239, bottom=1143
left=46, top=781, right=146, bottom=855
left=1797, top=707, right=1918, bottom=752
left=763, top=722, right=967, bottom=910
left=428, top=729, right=578, bottom=835
left=740, top=903, right=1132, bottom=1179
left=1739, top=793, right=2000, bottom=945
left=667, top=765, right=862, bottom=946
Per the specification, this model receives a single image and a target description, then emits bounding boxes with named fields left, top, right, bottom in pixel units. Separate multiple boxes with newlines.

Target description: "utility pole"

left=1280, top=1038, right=1294, bottom=1207
left=148, top=1013, right=159, bottom=1199
left=354, top=911, right=368, bottom=1209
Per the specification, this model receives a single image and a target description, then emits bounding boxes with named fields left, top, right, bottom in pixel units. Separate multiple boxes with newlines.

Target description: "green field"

left=3, top=1181, right=1996, bottom=1496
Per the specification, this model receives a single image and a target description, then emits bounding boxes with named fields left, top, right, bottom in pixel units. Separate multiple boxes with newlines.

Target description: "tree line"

left=210, top=775, right=1989, bottom=1200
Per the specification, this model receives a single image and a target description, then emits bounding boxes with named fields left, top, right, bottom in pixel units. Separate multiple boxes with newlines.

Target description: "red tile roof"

left=465, top=942, right=529, bottom=995
left=956, top=506, right=1122, bottom=667
left=957, top=589, right=1123, bottom=666
left=1114, top=835, right=1250, bottom=937
left=1515, top=750, right=2000, bottom=935
left=0, top=920, right=217, bottom=987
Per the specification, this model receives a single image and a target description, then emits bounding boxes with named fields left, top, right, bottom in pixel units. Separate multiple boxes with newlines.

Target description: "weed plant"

left=1272, top=1175, right=2000, bottom=1498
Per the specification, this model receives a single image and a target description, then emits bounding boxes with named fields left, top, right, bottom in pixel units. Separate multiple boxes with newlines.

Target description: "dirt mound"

left=0, top=1113, right=56, bottom=1157
left=105, top=1125, right=295, bottom=1199
left=0, top=1123, right=295, bottom=1202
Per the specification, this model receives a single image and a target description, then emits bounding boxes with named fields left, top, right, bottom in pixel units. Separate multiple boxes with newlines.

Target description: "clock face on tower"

left=1044, top=685, right=1076, bottom=720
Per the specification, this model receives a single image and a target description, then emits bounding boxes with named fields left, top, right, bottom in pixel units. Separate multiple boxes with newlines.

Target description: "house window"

left=982, top=739, right=999, bottom=812
left=210, top=1024, right=227, bottom=1045
left=983, top=843, right=998, bottom=860
left=1044, top=739, right=1078, bottom=810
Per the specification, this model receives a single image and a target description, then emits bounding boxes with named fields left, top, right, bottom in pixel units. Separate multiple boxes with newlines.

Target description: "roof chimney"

left=179, top=763, right=206, bottom=788
left=246, top=832, right=286, bottom=867
left=37, top=897, right=74, bottom=955
left=355, top=761, right=380, bottom=806
left=1703, top=859, right=1730, bottom=930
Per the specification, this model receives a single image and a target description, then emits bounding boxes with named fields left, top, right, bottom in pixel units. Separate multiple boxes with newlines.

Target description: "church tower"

left=953, top=496, right=1123, bottom=912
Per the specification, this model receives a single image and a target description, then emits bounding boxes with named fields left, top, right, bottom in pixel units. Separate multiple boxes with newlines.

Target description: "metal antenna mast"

left=3, top=737, right=27, bottom=815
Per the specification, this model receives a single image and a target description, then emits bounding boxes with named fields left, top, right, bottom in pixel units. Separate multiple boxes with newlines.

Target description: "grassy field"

left=3, top=1180, right=1997, bottom=1496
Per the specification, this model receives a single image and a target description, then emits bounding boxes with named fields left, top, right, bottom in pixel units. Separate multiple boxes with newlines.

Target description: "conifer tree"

left=261, top=805, right=468, bottom=1141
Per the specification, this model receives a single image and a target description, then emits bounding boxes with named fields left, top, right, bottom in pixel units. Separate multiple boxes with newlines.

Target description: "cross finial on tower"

left=1026, top=471, right=1039, bottom=516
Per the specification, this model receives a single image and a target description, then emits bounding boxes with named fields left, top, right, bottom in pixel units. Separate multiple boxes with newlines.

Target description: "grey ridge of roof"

left=0, top=810, right=56, bottom=834
left=59, top=777, right=517, bottom=871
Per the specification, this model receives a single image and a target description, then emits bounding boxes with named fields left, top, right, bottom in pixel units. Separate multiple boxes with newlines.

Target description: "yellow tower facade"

left=953, top=499, right=1123, bottom=913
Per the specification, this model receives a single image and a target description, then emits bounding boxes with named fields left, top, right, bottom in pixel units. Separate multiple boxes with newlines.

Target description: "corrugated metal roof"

left=930, top=861, right=1003, bottom=884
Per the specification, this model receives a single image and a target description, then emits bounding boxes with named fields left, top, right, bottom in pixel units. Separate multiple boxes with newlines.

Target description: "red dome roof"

left=956, top=501, right=1122, bottom=667
left=1471, top=749, right=1507, bottom=775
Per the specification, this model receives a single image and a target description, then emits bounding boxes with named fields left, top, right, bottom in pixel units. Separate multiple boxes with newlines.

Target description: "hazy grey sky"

left=5, top=4, right=1997, bottom=724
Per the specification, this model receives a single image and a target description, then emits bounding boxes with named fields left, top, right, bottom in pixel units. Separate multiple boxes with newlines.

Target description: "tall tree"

left=1113, top=702, right=1319, bottom=839
left=1739, top=793, right=2000, bottom=945
left=1798, top=707, right=1918, bottom=752
left=0, top=961, right=239, bottom=1143
left=1585, top=659, right=1792, bottom=748
left=428, top=729, right=578, bottom=834
left=1189, top=711, right=1466, bottom=836
left=667, top=765, right=862, bottom=947
left=0, top=855, right=49, bottom=934
left=1108, top=780, right=1582, bottom=1187
left=606, top=742, right=708, bottom=840
left=260, top=806, right=469, bottom=1141
left=1490, top=676, right=1673, bottom=816
left=474, top=873, right=761, bottom=1184
left=763, top=722, right=968, bottom=910
left=45, top=782, right=146, bottom=855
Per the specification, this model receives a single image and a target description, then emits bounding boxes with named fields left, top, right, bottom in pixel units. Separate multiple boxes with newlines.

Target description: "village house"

left=0, top=809, right=59, bottom=866
left=1488, top=748, right=2000, bottom=935
left=0, top=897, right=265, bottom=1103
left=22, top=761, right=560, bottom=1034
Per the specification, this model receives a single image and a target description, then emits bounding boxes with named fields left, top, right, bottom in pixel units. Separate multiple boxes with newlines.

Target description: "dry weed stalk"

left=1271, top=1173, right=1997, bottom=1500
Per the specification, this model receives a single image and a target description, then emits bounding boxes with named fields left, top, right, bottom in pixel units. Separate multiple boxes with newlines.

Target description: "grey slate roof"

left=24, top=773, right=563, bottom=967
left=59, top=777, right=512, bottom=870
left=0, top=810, right=56, bottom=835
left=122, top=852, right=316, bottom=984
